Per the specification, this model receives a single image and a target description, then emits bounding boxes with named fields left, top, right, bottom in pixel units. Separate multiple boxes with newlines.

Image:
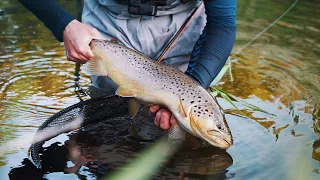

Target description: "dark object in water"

left=29, top=95, right=233, bottom=179
left=29, top=95, right=131, bottom=168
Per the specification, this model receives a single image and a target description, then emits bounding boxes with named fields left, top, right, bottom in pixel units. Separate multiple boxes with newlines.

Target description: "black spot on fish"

left=205, top=109, right=208, bottom=112
left=190, top=101, right=194, bottom=104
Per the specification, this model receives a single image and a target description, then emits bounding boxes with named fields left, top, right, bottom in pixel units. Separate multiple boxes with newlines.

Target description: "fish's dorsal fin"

left=82, top=58, right=107, bottom=76
left=116, top=86, right=135, bottom=97
left=128, top=98, right=140, bottom=119
left=110, top=38, right=119, bottom=44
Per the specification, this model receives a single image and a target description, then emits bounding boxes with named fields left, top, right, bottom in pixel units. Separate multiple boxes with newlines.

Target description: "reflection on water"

left=0, top=0, right=320, bottom=179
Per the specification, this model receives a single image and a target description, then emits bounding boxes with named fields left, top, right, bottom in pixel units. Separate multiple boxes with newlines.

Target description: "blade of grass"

left=210, top=91, right=219, bottom=97
left=228, top=57, right=233, bottom=82
left=105, top=137, right=181, bottom=180
left=219, top=92, right=245, bottom=116
left=210, top=86, right=275, bottom=116
left=210, top=64, right=230, bottom=86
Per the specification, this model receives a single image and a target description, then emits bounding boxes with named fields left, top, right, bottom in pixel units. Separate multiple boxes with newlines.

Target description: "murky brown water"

left=0, top=0, right=319, bottom=179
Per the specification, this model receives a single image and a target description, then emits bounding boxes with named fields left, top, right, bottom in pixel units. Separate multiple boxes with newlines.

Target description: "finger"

left=150, top=105, right=160, bottom=113
left=73, top=43, right=92, bottom=61
left=170, top=115, right=178, bottom=125
left=160, top=110, right=171, bottom=130
left=66, top=44, right=87, bottom=62
left=79, top=45, right=94, bottom=60
left=154, top=109, right=164, bottom=127
left=69, top=51, right=88, bottom=62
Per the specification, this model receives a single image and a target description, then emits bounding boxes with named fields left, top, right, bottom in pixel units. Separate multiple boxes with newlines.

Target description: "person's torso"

left=94, top=0, right=200, bottom=19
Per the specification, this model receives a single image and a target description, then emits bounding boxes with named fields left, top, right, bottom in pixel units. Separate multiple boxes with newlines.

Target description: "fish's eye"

left=217, top=124, right=223, bottom=130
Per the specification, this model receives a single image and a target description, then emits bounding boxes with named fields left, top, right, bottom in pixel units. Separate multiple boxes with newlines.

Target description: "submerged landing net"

left=29, top=95, right=136, bottom=168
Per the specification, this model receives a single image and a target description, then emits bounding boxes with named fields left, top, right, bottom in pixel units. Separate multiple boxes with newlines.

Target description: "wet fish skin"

left=84, top=39, right=233, bottom=149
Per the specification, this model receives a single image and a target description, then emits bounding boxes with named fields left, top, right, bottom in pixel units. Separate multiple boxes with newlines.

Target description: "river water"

left=0, top=0, right=319, bottom=179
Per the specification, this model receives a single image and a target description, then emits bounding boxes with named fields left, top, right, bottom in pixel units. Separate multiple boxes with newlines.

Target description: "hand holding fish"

left=150, top=105, right=178, bottom=130
left=63, top=20, right=106, bottom=63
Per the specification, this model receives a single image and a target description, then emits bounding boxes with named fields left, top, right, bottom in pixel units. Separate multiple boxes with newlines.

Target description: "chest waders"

left=73, top=0, right=204, bottom=101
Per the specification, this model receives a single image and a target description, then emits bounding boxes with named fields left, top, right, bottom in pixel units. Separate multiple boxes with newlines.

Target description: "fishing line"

left=235, top=0, right=299, bottom=54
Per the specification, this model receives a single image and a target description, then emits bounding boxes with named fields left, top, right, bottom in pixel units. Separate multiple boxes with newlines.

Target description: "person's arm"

left=17, top=0, right=75, bottom=42
left=17, top=0, right=106, bottom=62
left=185, top=0, right=237, bottom=88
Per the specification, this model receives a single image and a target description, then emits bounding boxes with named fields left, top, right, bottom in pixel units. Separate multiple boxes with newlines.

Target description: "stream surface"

left=0, top=0, right=319, bottom=179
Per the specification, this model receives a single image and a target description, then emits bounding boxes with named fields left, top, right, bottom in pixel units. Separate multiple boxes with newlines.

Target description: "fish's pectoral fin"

left=178, top=96, right=187, bottom=118
left=189, top=110, right=199, bottom=134
left=128, top=98, right=140, bottom=119
left=82, top=58, right=107, bottom=76
left=168, top=123, right=186, bottom=143
left=116, top=86, right=135, bottom=97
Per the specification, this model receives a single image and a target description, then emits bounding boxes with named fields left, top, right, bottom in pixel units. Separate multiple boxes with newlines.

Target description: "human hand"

left=63, top=19, right=106, bottom=63
left=150, top=105, right=178, bottom=130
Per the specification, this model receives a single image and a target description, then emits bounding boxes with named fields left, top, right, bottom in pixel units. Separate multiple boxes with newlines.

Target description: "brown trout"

left=83, top=39, right=233, bottom=149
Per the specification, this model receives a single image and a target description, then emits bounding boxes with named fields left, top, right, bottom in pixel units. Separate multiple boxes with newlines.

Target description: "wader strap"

left=156, top=2, right=204, bottom=63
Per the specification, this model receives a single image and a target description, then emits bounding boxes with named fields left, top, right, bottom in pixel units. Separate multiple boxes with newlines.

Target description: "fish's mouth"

left=206, top=129, right=233, bottom=149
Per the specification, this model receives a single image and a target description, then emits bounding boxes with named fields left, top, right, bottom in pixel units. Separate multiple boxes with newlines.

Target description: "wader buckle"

left=128, top=2, right=157, bottom=16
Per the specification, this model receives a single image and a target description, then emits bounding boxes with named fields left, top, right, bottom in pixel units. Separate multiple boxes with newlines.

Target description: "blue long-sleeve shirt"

left=17, top=0, right=237, bottom=88
left=185, top=0, right=237, bottom=88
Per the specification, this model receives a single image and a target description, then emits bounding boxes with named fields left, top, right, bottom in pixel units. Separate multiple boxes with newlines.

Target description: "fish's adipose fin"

left=178, top=96, right=187, bottom=117
left=168, top=124, right=186, bottom=142
left=82, top=58, right=107, bottom=76
left=116, top=86, right=135, bottom=97
left=128, top=98, right=141, bottom=119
